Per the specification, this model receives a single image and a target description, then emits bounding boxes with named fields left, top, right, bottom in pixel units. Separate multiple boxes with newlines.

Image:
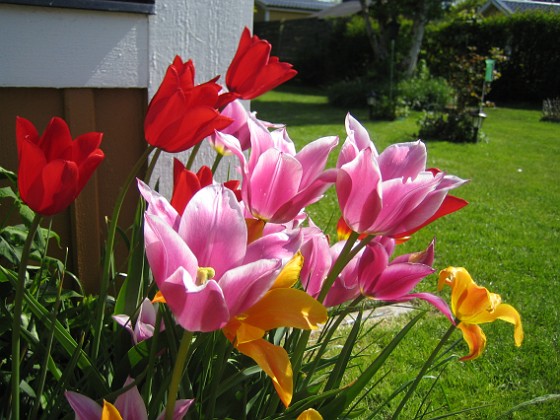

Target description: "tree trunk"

left=403, top=2, right=427, bottom=77
left=359, top=0, right=384, bottom=64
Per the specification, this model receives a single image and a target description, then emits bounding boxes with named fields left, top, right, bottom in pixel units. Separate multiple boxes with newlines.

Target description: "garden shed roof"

left=480, top=0, right=560, bottom=15
left=255, top=0, right=336, bottom=12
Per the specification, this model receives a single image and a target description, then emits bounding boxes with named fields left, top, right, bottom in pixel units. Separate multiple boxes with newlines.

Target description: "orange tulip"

left=438, top=267, right=523, bottom=361
left=222, top=253, right=327, bottom=407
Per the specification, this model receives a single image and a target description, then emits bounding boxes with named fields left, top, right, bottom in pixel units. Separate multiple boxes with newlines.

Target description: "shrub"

left=398, top=61, right=454, bottom=111
left=417, top=110, right=478, bottom=143
left=326, top=78, right=371, bottom=108
left=541, top=97, right=560, bottom=122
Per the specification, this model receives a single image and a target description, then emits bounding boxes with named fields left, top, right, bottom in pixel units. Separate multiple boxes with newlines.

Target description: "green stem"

left=317, top=231, right=361, bottom=303
left=165, top=330, right=193, bottom=420
left=144, top=147, right=162, bottom=184
left=302, top=296, right=364, bottom=389
left=292, top=232, right=361, bottom=381
left=186, top=143, right=202, bottom=171
left=12, top=213, right=42, bottom=420
left=391, top=323, right=457, bottom=419
left=293, top=232, right=373, bottom=386
left=30, top=264, right=65, bottom=420
left=143, top=307, right=164, bottom=403
left=211, top=153, right=223, bottom=174
left=92, top=145, right=155, bottom=361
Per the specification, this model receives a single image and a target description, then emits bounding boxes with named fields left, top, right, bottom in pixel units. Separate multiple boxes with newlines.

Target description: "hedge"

left=425, top=12, right=560, bottom=102
left=255, top=12, right=560, bottom=102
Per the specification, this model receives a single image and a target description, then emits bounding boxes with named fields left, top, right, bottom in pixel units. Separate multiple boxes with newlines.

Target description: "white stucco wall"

left=0, top=3, right=149, bottom=88
left=148, top=0, right=254, bottom=197
left=0, top=0, right=253, bottom=196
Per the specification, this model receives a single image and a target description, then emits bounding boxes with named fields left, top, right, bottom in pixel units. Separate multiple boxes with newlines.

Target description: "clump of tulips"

left=1, top=27, right=522, bottom=420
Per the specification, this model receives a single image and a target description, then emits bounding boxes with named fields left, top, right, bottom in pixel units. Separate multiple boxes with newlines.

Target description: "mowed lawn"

left=252, top=87, right=560, bottom=418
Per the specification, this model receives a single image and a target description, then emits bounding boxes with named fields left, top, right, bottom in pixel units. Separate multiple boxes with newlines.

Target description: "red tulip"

left=16, top=116, right=104, bottom=216
left=217, top=27, right=297, bottom=107
left=170, top=159, right=241, bottom=215
left=145, top=56, right=233, bottom=153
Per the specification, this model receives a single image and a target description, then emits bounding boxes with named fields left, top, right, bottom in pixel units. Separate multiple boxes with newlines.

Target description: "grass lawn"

left=252, top=87, right=560, bottom=418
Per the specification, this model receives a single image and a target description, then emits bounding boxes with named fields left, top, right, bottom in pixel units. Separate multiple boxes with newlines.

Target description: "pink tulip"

left=299, top=224, right=332, bottom=298
left=138, top=180, right=301, bottom=332
left=337, top=114, right=467, bottom=237
left=218, top=117, right=338, bottom=224
left=319, top=237, right=454, bottom=321
left=112, top=298, right=164, bottom=344
left=65, top=377, right=193, bottom=420
left=209, top=99, right=282, bottom=152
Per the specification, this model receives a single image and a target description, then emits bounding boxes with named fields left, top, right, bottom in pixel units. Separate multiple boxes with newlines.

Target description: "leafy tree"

left=358, top=0, right=453, bottom=77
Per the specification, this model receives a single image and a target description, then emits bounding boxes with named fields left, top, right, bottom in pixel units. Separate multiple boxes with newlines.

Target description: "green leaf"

left=324, top=308, right=363, bottom=392
left=0, top=166, right=17, bottom=182
left=1, top=266, right=109, bottom=393
left=496, top=394, right=560, bottom=419
left=320, top=311, right=425, bottom=418
left=114, top=199, right=146, bottom=317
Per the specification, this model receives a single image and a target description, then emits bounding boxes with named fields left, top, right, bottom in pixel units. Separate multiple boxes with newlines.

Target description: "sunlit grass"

left=253, top=88, right=560, bottom=418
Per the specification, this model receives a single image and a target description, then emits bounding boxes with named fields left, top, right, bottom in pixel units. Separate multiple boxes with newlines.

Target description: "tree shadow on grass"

left=252, top=99, right=369, bottom=127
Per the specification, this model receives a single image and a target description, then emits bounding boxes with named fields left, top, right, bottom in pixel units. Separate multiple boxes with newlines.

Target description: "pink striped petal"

left=156, top=399, right=194, bottom=420
left=114, top=377, right=148, bottom=420
left=398, top=292, right=455, bottom=323
left=371, top=263, right=435, bottom=301
left=337, top=148, right=382, bottom=233
left=378, top=141, right=427, bottom=181
left=144, top=213, right=198, bottom=286
left=358, top=242, right=390, bottom=296
left=138, top=179, right=181, bottom=230
left=65, top=391, right=102, bottom=420
left=248, top=149, right=302, bottom=220
left=345, top=113, right=377, bottom=154
left=160, top=267, right=230, bottom=332
left=219, top=259, right=281, bottom=317
left=295, top=136, right=338, bottom=188
left=179, top=185, right=247, bottom=278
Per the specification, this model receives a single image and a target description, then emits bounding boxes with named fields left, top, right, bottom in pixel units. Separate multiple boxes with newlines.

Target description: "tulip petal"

left=65, top=390, right=102, bottom=419
left=138, top=179, right=181, bottom=230
left=156, top=399, right=194, bottom=420
left=297, top=408, right=324, bottom=420
left=337, top=148, right=383, bottom=233
left=378, top=141, right=427, bottom=181
left=101, top=401, right=123, bottom=420
left=470, top=303, right=524, bottom=347
left=114, top=378, right=148, bottom=420
left=457, top=322, right=487, bottom=361
left=39, top=117, right=73, bottom=161
left=144, top=212, right=198, bottom=285
left=295, top=136, right=339, bottom=188
left=236, top=339, right=293, bottom=407
left=401, top=292, right=455, bottom=324
left=241, top=288, right=327, bottom=333
left=271, top=252, right=304, bottom=289
left=248, top=149, right=302, bottom=220
left=179, top=185, right=247, bottom=278
left=345, top=113, right=376, bottom=154
left=219, top=259, right=281, bottom=318
left=160, top=267, right=230, bottom=332
left=370, top=263, right=435, bottom=301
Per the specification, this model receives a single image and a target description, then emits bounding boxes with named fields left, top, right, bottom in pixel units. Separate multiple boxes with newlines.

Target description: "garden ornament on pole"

left=473, top=58, right=495, bottom=142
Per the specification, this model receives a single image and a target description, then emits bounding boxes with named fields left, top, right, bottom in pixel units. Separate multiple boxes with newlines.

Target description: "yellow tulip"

left=438, top=267, right=523, bottom=361
left=223, top=253, right=328, bottom=407
left=297, top=408, right=323, bottom=420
